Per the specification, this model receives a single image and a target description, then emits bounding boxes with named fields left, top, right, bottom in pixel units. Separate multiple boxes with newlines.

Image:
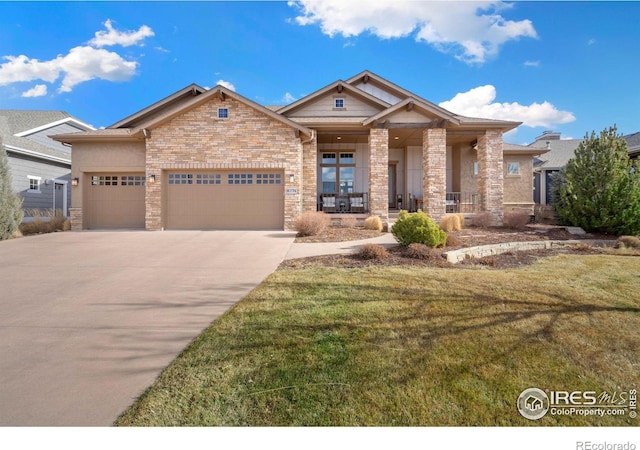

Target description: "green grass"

left=115, top=255, right=640, bottom=426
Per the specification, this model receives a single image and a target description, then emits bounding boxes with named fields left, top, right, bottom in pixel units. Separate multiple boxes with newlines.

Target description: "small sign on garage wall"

left=286, top=188, right=297, bottom=195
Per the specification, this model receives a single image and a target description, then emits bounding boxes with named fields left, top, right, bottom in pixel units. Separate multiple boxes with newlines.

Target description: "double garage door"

left=166, top=170, right=284, bottom=230
left=85, top=171, right=284, bottom=230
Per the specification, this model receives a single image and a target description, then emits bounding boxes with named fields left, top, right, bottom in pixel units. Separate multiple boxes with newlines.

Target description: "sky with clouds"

left=0, top=1, right=637, bottom=143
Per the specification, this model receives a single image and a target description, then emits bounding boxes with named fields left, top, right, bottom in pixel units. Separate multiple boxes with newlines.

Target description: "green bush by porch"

left=390, top=209, right=447, bottom=247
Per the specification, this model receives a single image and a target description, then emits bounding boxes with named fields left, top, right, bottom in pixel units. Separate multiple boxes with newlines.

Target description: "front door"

left=53, top=181, right=67, bottom=216
left=388, top=164, right=396, bottom=209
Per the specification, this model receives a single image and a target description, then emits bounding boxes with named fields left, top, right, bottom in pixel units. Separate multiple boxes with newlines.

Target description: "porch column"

left=422, top=128, right=446, bottom=221
left=302, top=132, right=317, bottom=213
left=477, top=130, right=504, bottom=225
left=369, top=128, right=389, bottom=226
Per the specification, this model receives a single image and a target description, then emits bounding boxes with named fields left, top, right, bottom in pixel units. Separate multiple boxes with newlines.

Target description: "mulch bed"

left=284, top=225, right=620, bottom=270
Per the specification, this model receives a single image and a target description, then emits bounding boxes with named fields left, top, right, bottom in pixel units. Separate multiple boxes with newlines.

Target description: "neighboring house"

left=530, top=131, right=584, bottom=206
left=624, top=131, right=640, bottom=160
left=53, top=70, right=540, bottom=231
left=532, top=130, right=639, bottom=205
left=0, top=110, right=94, bottom=218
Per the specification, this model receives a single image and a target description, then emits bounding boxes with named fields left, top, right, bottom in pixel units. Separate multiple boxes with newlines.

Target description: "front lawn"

left=115, top=255, right=639, bottom=426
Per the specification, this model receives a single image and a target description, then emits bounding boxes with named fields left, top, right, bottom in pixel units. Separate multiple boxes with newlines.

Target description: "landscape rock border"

left=444, top=239, right=617, bottom=264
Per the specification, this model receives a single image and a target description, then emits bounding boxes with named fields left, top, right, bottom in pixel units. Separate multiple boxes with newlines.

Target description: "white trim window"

left=27, top=175, right=42, bottom=193
left=217, top=107, right=229, bottom=119
left=507, top=162, right=520, bottom=176
left=334, top=98, right=345, bottom=109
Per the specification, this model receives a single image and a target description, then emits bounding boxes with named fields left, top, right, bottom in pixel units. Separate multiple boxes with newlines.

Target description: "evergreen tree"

left=0, top=139, right=24, bottom=240
left=551, top=126, right=640, bottom=235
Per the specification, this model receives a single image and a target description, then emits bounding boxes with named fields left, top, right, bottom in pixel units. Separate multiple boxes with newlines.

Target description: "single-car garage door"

left=166, top=170, right=284, bottom=229
left=85, top=174, right=146, bottom=229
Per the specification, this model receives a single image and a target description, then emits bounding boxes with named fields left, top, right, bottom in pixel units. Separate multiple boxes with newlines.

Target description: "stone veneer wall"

left=422, top=128, right=447, bottom=220
left=302, top=133, right=317, bottom=213
left=477, top=130, right=504, bottom=225
left=368, top=128, right=389, bottom=225
left=144, top=96, right=303, bottom=230
left=69, top=207, right=82, bottom=231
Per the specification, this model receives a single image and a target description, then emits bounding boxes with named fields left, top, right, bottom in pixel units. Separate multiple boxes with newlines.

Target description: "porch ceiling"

left=316, top=128, right=481, bottom=147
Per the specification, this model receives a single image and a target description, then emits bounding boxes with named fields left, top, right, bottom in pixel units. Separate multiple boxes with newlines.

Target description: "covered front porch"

left=307, top=125, right=502, bottom=224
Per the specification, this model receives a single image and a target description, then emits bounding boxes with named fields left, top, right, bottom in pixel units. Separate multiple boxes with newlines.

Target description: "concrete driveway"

left=0, top=230, right=295, bottom=426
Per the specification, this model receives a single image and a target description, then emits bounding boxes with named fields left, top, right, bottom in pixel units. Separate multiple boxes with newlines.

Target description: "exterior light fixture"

left=289, top=174, right=295, bottom=183
left=72, top=177, right=79, bottom=186
left=148, top=174, right=156, bottom=184
left=336, top=136, right=342, bottom=140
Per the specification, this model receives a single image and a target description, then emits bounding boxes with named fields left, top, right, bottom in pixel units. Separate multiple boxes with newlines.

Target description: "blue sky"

left=0, top=1, right=638, bottom=144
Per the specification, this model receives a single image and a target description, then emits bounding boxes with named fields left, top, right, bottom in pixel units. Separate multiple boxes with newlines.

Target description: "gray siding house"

left=1, top=110, right=94, bottom=218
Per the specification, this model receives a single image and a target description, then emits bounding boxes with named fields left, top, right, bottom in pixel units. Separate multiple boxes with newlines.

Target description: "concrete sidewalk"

left=284, top=232, right=397, bottom=260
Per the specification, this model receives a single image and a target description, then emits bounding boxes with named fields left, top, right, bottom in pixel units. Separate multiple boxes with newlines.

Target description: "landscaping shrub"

left=551, top=126, right=640, bottom=236
left=404, top=243, right=441, bottom=260
left=445, top=234, right=460, bottom=247
left=293, top=211, right=330, bottom=237
left=615, top=235, right=640, bottom=249
left=0, top=142, right=23, bottom=240
left=357, top=243, right=388, bottom=260
left=390, top=210, right=447, bottom=247
left=363, top=215, right=383, bottom=232
left=472, top=212, right=493, bottom=228
left=440, top=213, right=462, bottom=232
left=503, top=211, right=531, bottom=230
left=19, top=209, right=69, bottom=236
left=340, top=215, right=357, bottom=229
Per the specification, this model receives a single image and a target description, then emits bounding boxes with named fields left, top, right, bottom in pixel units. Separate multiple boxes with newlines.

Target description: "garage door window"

left=168, top=173, right=194, bottom=185
left=256, top=173, right=281, bottom=185
left=228, top=173, right=253, bottom=185
left=92, top=175, right=118, bottom=186
left=196, top=174, right=221, bottom=185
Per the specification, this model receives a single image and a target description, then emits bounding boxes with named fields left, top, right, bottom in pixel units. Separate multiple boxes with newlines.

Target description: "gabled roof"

left=530, top=138, right=584, bottom=170
left=276, top=79, right=390, bottom=116
left=54, top=85, right=312, bottom=143
left=129, top=85, right=312, bottom=138
left=1, top=110, right=94, bottom=163
left=286, top=70, right=520, bottom=132
left=362, top=97, right=460, bottom=126
left=110, top=84, right=207, bottom=129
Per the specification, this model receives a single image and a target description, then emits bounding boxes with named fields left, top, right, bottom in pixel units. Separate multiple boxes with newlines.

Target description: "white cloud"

left=216, top=79, right=236, bottom=91
left=57, top=46, right=138, bottom=92
left=282, top=92, right=297, bottom=103
left=0, top=19, right=152, bottom=94
left=21, top=84, right=47, bottom=98
left=89, top=19, right=154, bottom=48
left=288, top=0, right=537, bottom=64
left=587, top=38, right=596, bottom=46
left=524, top=60, right=540, bottom=67
left=439, top=85, right=576, bottom=128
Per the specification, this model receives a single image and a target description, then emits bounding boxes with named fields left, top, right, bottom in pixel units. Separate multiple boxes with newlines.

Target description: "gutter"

left=4, top=144, right=71, bottom=164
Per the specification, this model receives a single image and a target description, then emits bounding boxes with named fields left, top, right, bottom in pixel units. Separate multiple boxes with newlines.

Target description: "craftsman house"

left=53, top=70, right=540, bottom=231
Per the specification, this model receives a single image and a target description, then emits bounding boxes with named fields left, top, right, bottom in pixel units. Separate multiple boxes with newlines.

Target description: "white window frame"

left=507, top=162, right=521, bottom=176
left=217, top=108, right=229, bottom=119
left=27, top=175, right=42, bottom=193
left=334, top=98, right=345, bottom=109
